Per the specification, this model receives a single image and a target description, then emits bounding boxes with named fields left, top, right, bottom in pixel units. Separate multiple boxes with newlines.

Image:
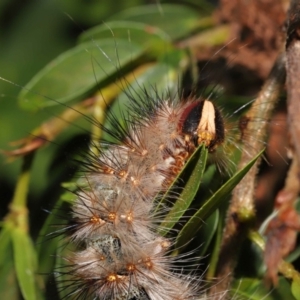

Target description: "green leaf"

left=206, top=211, right=223, bottom=278
left=197, top=209, right=219, bottom=256
left=232, top=277, right=296, bottom=300
left=0, top=228, right=19, bottom=300
left=60, top=189, right=78, bottom=203
left=158, top=145, right=208, bottom=235
left=79, top=20, right=170, bottom=47
left=176, top=149, right=264, bottom=249
left=231, top=278, right=272, bottom=300
left=55, top=238, right=76, bottom=300
left=292, top=275, right=300, bottom=300
left=12, top=228, right=37, bottom=300
left=36, top=203, right=68, bottom=276
left=0, top=227, right=11, bottom=265
left=109, top=4, right=204, bottom=40
left=19, top=39, right=143, bottom=111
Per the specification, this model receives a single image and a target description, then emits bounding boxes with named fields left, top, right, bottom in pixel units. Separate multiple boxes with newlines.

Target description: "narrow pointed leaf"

left=12, top=228, right=37, bottom=300
left=206, top=211, right=223, bottom=278
left=198, top=209, right=219, bottom=256
left=176, top=149, right=264, bottom=249
left=158, top=145, right=208, bottom=235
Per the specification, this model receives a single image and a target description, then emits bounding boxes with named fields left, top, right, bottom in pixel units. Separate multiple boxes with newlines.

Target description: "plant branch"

left=210, top=53, right=286, bottom=298
left=286, top=0, right=300, bottom=163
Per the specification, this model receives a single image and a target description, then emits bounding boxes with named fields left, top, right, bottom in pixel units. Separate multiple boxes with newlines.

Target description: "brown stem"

left=210, top=54, right=286, bottom=298
left=286, top=0, right=300, bottom=164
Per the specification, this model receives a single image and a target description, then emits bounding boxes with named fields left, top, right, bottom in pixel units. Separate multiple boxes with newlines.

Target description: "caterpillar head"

left=179, top=99, right=225, bottom=152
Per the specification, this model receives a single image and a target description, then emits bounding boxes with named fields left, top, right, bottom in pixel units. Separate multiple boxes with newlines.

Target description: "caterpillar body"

left=58, top=94, right=225, bottom=300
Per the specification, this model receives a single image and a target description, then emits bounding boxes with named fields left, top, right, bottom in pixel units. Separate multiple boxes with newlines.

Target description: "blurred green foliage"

left=0, top=1, right=299, bottom=299
left=0, top=0, right=158, bottom=215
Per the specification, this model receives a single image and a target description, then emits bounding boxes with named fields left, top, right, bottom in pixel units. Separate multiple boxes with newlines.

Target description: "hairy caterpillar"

left=0, top=2, right=295, bottom=300
left=55, top=92, right=228, bottom=299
